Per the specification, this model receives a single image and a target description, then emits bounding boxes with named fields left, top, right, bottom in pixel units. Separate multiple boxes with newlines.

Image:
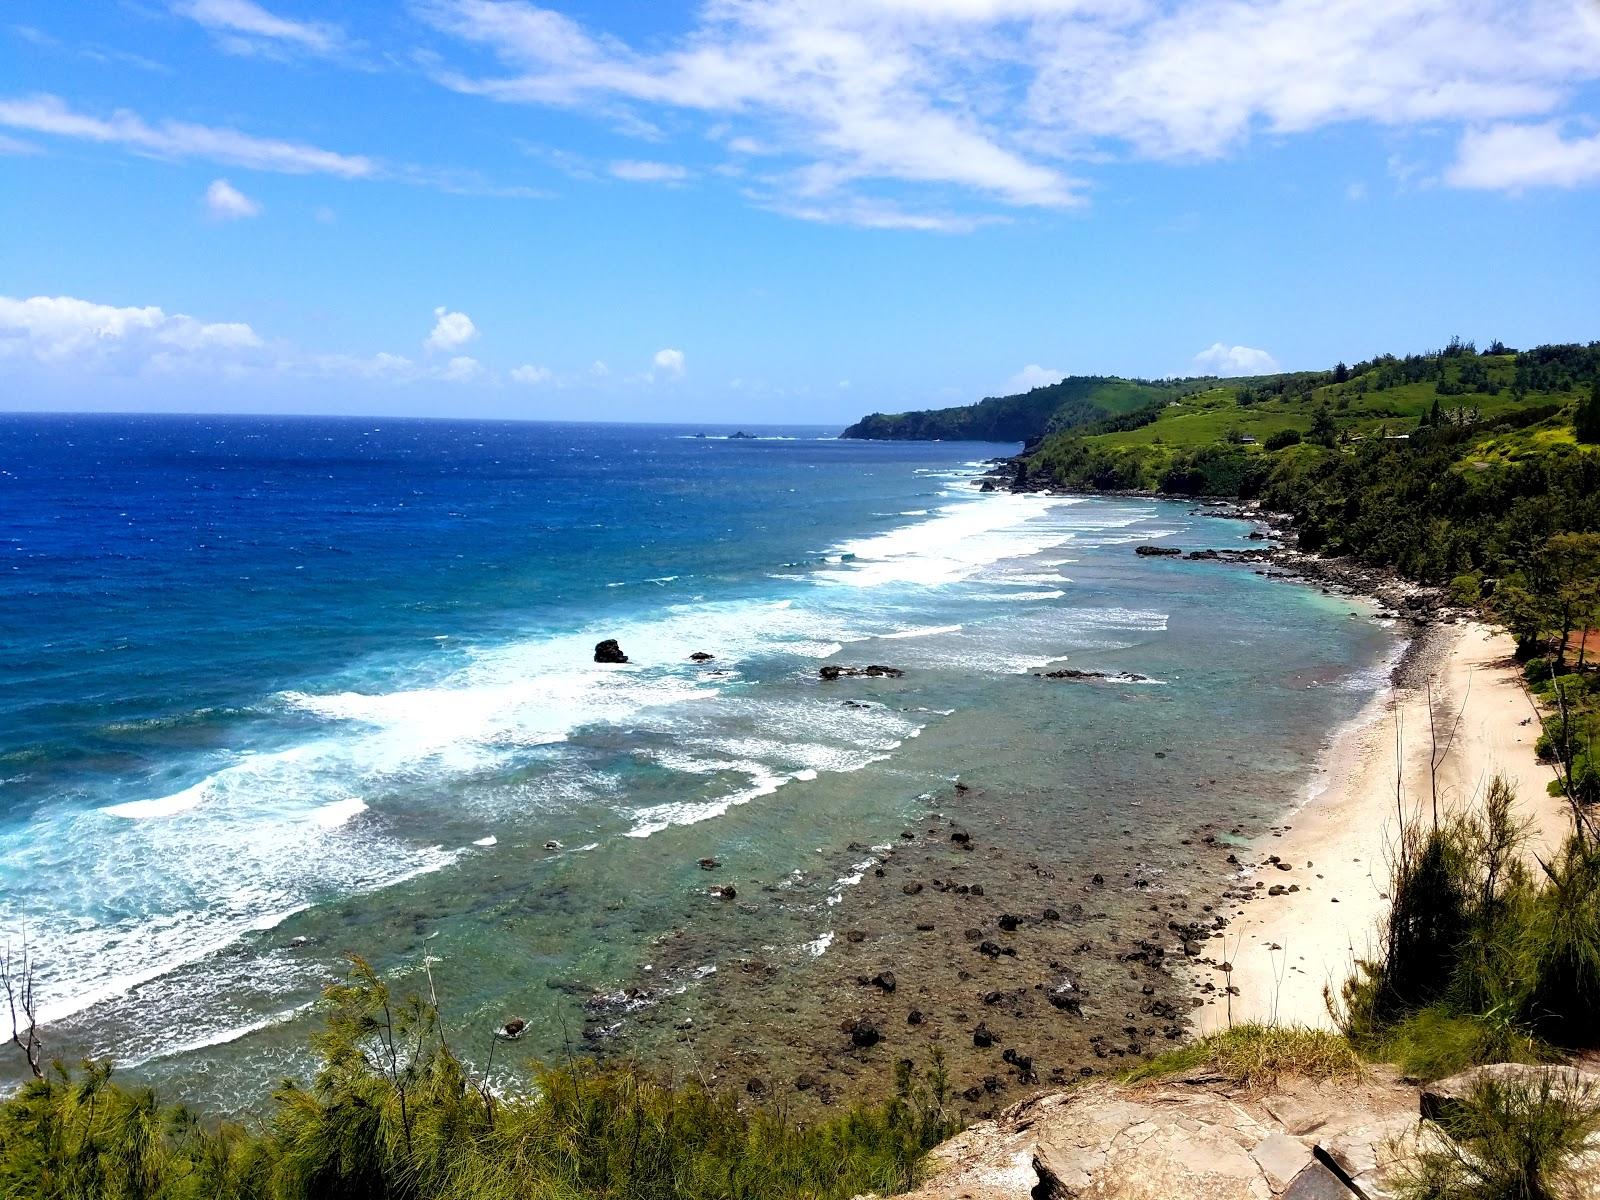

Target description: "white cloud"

left=425, top=306, right=478, bottom=351
left=1192, top=343, right=1280, bottom=377
left=174, top=0, right=344, bottom=57
left=203, top=177, right=262, bottom=220
left=652, top=347, right=686, bottom=378
left=438, top=354, right=483, bottom=381
left=0, top=133, right=39, bottom=155
left=418, top=0, right=1600, bottom=225
left=510, top=362, right=552, bottom=383
left=1345, top=181, right=1368, bottom=202
left=0, top=294, right=263, bottom=370
left=590, top=360, right=610, bottom=376
left=0, top=93, right=374, bottom=177
left=1006, top=364, right=1064, bottom=392
left=608, top=159, right=690, bottom=183
left=1447, top=121, right=1600, bottom=190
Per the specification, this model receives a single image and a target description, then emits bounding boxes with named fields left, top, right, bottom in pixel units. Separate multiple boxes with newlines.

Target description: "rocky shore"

left=591, top=779, right=1238, bottom=1118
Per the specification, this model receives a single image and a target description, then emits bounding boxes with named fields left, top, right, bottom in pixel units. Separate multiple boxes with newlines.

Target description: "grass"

left=1120, top=1023, right=1361, bottom=1091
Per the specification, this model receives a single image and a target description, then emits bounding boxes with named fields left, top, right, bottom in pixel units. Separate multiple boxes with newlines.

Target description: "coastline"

left=1191, top=618, right=1566, bottom=1033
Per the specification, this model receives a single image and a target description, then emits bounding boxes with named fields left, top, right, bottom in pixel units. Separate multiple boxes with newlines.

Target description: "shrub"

left=0, top=958, right=959, bottom=1200
left=1395, top=1070, right=1600, bottom=1200
left=1263, top=429, right=1303, bottom=451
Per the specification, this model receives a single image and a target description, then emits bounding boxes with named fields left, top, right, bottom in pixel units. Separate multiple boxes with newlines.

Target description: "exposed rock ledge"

left=865, top=1066, right=1453, bottom=1200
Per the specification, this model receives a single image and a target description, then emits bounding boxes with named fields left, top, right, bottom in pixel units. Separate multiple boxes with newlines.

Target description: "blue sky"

left=2, top=0, right=1598, bottom=423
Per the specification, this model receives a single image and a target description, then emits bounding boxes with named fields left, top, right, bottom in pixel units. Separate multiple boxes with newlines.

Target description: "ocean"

left=0, top=414, right=1400, bottom=1110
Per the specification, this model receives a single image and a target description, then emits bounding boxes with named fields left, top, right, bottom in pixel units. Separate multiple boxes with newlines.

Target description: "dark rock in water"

left=728, top=431, right=757, bottom=440
left=847, top=1019, right=881, bottom=1049
left=1042, top=907, right=1061, bottom=921
left=820, top=663, right=905, bottom=680
left=950, top=829, right=971, bottom=844
left=689, top=651, right=715, bottom=662
left=698, top=857, right=720, bottom=870
left=997, top=914, right=1022, bottom=932
left=980, top=479, right=997, bottom=492
left=1048, top=982, right=1083, bottom=1015
left=1036, top=668, right=1150, bottom=683
left=902, top=882, right=923, bottom=895
left=973, top=1022, right=998, bottom=1048
left=594, top=638, right=629, bottom=664
left=907, top=1008, right=924, bottom=1025
left=846, top=928, right=867, bottom=943
left=710, top=884, right=737, bottom=900
left=872, top=970, right=897, bottom=993
left=970, top=884, right=985, bottom=897
left=1091, top=873, right=1105, bottom=886
left=501, top=1017, right=527, bottom=1039
left=1134, top=545, right=1182, bottom=556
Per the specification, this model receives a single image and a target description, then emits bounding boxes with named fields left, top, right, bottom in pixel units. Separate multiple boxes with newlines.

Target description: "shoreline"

left=1190, top=617, right=1566, bottom=1033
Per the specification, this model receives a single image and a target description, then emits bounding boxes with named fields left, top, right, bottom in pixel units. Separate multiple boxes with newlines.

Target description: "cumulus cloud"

left=425, top=306, right=478, bottom=352
left=1007, top=364, right=1065, bottom=392
left=510, top=363, right=552, bottom=383
left=173, top=0, right=344, bottom=57
left=0, top=93, right=374, bottom=177
left=608, top=159, right=690, bottom=183
left=1447, top=121, right=1600, bottom=190
left=203, top=177, right=262, bottom=219
left=652, top=347, right=685, bottom=377
left=0, top=294, right=262, bottom=371
left=1193, top=343, right=1280, bottom=377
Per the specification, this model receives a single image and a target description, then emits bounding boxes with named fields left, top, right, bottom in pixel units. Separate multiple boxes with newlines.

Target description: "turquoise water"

left=0, top=415, right=1398, bottom=1108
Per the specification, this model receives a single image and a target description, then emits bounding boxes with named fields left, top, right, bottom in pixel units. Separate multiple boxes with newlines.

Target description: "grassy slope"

left=1041, top=353, right=1585, bottom=470
left=1081, top=356, right=1565, bottom=451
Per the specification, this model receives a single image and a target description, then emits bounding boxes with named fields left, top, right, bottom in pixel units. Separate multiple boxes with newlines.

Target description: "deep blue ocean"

left=0, top=413, right=1399, bottom=1108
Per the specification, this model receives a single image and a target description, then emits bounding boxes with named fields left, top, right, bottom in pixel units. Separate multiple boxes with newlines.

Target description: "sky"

left=1, top=0, right=1598, bottom=424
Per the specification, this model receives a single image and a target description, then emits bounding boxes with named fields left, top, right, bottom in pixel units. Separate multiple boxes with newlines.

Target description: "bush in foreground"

left=1395, top=1071, right=1600, bottom=1200
left=0, top=958, right=957, bottom=1200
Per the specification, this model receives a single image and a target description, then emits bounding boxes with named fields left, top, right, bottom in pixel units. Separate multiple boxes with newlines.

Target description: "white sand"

left=1193, top=621, right=1569, bottom=1033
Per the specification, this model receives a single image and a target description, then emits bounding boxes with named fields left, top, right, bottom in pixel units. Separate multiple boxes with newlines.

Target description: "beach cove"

left=3, top=416, right=1410, bottom=1114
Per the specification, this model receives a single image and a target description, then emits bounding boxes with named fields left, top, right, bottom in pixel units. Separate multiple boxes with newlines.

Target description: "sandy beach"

left=1195, top=619, right=1569, bottom=1034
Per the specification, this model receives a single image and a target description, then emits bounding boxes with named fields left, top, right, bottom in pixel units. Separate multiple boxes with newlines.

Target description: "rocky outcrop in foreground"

left=871, top=1063, right=1600, bottom=1200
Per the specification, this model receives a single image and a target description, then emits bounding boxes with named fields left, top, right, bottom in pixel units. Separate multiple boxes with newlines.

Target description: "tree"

left=1334, top=361, right=1349, bottom=383
left=1535, top=533, right=1600, bottom=667
left=1576, top=379, right=1600, bottom=444
left=1310, top=405, right=1337, bottom=448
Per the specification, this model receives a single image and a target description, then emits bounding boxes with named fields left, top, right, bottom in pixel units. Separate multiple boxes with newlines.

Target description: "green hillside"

left=839, top=374, right=1212, bottom=441
left=1019, top=341, right=1597, bottom=499
left=1016, top=340, right=1600, bottom=581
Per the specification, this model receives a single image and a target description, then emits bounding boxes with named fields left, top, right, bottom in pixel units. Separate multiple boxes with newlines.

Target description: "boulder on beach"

left=594, top=638, right=629, bottom=664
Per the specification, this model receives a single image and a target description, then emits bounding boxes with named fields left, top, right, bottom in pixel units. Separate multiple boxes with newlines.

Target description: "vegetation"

left=0, top=958, right=957, bottom=1200
left=1120, top=1023, right=1360, bottom=1090
left=1333, top=774, right=1600, bottom=1082
left=1395, top=1070, right=1600, bottom=1200
left=839, top=374, right=1215, bottom=441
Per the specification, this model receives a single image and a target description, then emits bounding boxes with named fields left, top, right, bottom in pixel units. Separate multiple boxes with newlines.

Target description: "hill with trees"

left=838, top=374, right=1228, bottom=441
